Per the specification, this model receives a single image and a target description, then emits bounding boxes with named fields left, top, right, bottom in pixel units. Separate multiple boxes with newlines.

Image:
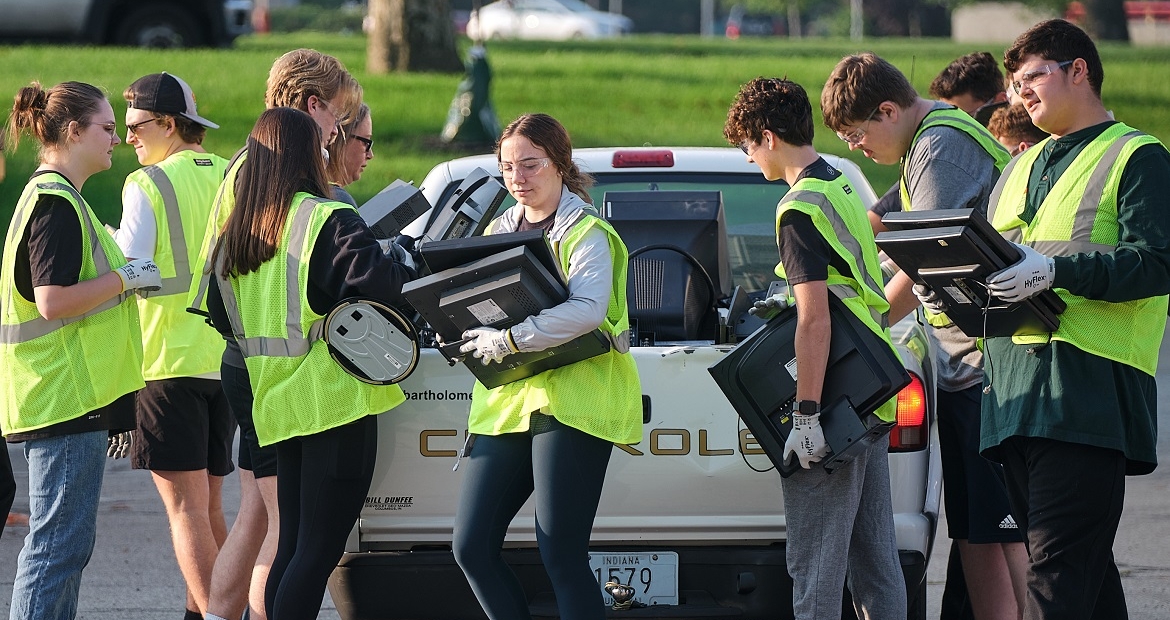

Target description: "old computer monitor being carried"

left=402, top=230, right=610, bottom=389
left=875, top=208, right=1065, bottom=338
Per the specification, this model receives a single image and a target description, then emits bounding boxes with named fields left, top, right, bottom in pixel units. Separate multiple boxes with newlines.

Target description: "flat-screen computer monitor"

left=708, top=295, right=909, bottom=477
left=876, top=209, right=1065, bottom=338
left=603, top=190, right=732, bottom=344
left=417, top=168, right=508, bottom=247
left=402, top=233, right=610, bottom=389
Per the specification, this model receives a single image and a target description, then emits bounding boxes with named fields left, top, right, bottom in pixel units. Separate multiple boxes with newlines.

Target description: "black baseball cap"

left=126, top=72, right=219, bottom=129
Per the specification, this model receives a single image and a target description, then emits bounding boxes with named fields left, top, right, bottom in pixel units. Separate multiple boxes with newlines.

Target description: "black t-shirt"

left=7, top=172, right=135, bottom=442
left=517, top=211, right=557, bottom=234
left=777, top=158, right=853, bottom=285
left=207, top=207, right=418, bottom=364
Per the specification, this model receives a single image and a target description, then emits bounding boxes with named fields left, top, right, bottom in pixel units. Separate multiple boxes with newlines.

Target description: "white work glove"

left=986, top=243, right=1055, bottom=303
left=748, top=293, right=790, bottom=319
left=459, top=327, right=518, bottom=365
left=107, top=431, right=132, bottom=459
left=912, top=283, right=948, bottom=315
left=378, top=239, right=416, bottom=272
left=784, top=413, right=828, bottom=469
left=114, top=258, right=162, bottom=293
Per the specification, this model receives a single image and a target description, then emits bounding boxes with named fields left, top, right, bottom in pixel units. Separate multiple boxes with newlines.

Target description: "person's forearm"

left=34, top=273, right=125, bottom=321
left=885, top=270, right=920, bottom=324
left=792, top=281, right=830, bottom=403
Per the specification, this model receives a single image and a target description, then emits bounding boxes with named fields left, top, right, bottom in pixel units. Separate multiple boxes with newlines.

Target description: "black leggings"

left=265, top=415, right=378, bottom=620
left=452, top=415, right=614, bottom=620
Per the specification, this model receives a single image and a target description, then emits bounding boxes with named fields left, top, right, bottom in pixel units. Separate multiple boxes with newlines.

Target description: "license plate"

left=589, top=551, right=679, bottom=606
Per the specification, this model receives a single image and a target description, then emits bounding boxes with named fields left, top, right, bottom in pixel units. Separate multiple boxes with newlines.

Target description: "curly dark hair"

left=724, top=77, right=813, bottom=148
left=929, top=52, right=1004, bottom=104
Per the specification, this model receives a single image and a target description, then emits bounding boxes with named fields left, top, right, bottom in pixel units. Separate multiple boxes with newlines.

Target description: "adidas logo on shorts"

left=999, top=515, right=1019, bottom=529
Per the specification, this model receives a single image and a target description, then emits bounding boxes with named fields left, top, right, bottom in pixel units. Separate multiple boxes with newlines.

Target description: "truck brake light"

left=889, top=372, right=927, bottom=452
left=612, top=150, right=675, bottom=168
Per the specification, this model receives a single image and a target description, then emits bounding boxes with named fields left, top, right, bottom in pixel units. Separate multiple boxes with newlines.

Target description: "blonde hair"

left=265, top=48, right=362, bottom=121
left=326, top=103, right=371, bottom=184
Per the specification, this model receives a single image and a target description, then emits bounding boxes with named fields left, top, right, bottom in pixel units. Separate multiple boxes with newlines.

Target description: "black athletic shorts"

left=221, top=362, right=278, bottom=478
left=132, top=377, right=236, bottom=476
left=938, top=385, right=1023, bottom=544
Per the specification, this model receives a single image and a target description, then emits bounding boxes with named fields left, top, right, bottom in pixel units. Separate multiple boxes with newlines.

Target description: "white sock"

left=204, top=614, right=230, bottom=620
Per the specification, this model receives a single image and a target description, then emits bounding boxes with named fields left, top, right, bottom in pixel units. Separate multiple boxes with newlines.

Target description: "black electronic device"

left=402, top=238, right=610, bottom=389
left=708, top=295, right=909, bottom=477
left=358, top=179, right=432, bottom=239
left=603, top=190, right=732, bottom=343
left=876, top=209, right=1065, bottom=338
left=420, top=229, right=563, bottom=283
left=417, top=168, right=508, bottom=247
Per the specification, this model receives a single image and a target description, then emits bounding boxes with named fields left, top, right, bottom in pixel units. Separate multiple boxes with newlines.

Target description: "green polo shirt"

left=980, top=121, right=1170, bottom=475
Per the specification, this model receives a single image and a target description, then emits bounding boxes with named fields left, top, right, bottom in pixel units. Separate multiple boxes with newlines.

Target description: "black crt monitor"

left=708, top=295, right=909, bottom=478
left=402, top=233, right=610, bottom=389
left=417, top=168, right=509, bottom=247
left=419, top=229, right=563, bottom=282
left=603, top=190, right=732, bottom=344
left=875, top=208, right=1065, bottom=338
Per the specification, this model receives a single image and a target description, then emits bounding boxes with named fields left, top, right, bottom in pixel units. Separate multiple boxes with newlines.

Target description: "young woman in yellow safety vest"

left=2, top=80, right=160, bottom=620
left=451, top=113, right=643, bottom=620
left=206, top=107, right=416, bottom=620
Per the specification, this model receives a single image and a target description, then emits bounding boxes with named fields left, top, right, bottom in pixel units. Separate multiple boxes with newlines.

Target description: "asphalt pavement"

left=2, top=332, right=1170, bottom=620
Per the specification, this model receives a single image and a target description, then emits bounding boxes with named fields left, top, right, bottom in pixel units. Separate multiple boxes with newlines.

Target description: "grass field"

left=1, top=32, right=1169, bottom=230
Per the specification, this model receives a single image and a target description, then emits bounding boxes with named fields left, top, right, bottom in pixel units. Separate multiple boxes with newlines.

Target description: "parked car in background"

left=0, top=0, right=252, bottom=47
left=328, top=147, right=942, bottom=620
left=467, top=0, right=633, bottom=40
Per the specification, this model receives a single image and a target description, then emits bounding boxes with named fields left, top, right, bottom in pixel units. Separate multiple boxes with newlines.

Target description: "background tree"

left=367, top=0, right=463, bottom=73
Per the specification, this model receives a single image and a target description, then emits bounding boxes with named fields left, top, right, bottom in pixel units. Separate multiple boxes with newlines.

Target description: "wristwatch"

left=794, top=400, right=820, bottom=415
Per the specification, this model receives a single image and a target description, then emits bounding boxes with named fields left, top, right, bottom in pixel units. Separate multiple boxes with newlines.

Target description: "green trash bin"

left=441, top=44, right=501, bottom=148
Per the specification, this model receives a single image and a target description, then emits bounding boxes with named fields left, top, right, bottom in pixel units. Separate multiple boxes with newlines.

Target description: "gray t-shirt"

left=903, top=103, right=1000, bottom=391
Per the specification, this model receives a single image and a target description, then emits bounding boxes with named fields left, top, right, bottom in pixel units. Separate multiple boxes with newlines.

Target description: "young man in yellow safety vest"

left=979, top=19, right=1170, bottom=619
left=821, top=52, right=1028, bottom=620
left=724, top=76, right=905, bottom=620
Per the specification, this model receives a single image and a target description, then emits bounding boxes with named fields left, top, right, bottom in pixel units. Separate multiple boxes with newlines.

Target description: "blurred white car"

left=467, top=0, right=634, bottom=40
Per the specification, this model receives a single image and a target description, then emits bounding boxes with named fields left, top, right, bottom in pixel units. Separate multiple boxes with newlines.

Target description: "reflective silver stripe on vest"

left=987, top=153, right=1027, bottom=243
left=138, top=166, right=192, bottom=298
left=1072, top=130, right=1144, bottom=244
left=989, top=132, right=1144, bottom=253
left=0, top=182, right=130, bottom=344
left=607, top=329, right=630, bottom=353
left=218, top=197, right=326, bottom=359
left=189, top=149, right=245, bottom=314
left=780, top=189, right=888, bottom=328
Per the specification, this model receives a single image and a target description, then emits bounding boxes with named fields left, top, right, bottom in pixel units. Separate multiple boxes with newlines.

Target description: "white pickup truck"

left=327, top=147, right=942, bottom=620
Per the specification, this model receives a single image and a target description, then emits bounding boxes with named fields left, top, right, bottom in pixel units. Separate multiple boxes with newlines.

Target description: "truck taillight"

left=889, top=372, right=927, bottom=452
left=612, top=150, right=675, bottom=168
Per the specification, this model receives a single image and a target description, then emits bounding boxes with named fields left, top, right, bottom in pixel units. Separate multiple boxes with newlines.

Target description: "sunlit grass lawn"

left=1, top=32, right=1168, bottom=231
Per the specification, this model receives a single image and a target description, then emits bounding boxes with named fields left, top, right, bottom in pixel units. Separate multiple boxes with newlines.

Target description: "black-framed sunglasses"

left=126, top=118, right=160, bottom=138
left=351, top=134, right=373, bottom=155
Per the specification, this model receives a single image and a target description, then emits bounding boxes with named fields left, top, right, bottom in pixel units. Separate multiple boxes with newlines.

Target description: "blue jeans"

left=9, top=430, right=107, bottom=620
